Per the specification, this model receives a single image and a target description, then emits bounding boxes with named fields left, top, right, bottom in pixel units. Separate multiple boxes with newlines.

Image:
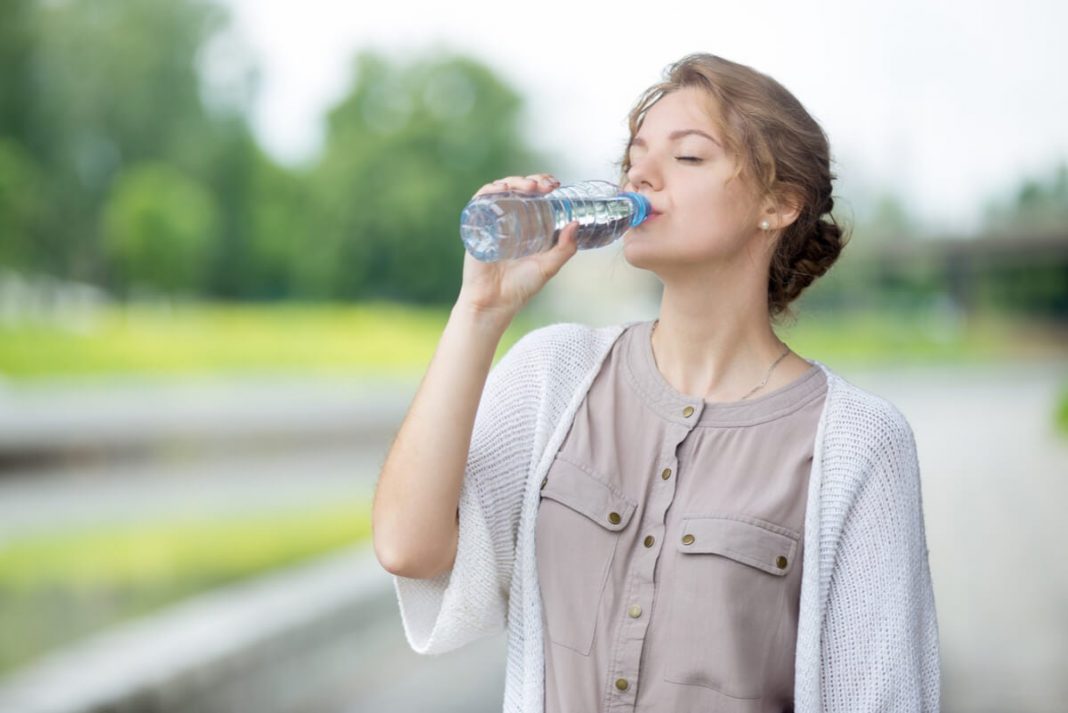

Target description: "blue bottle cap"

left=622, top=192, right=652, bottom=227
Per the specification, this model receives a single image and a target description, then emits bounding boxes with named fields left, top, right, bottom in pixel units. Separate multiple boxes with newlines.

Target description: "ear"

left=759, top=191, right=803, bottom=233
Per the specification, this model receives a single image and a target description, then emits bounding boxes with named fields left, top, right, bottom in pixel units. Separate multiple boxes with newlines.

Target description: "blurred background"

left=0, top=0, right=1065, bottom=711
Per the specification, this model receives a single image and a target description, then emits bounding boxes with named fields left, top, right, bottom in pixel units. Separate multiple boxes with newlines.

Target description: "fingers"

left=496, top=174, right=560, bottom=191
left=535, top=220, right=579, bottom=278
left=553, top=220, right=580, bottom=257
left=560, top=220, right=579, bottom=251
left=474, top=174, right=560, bottom=198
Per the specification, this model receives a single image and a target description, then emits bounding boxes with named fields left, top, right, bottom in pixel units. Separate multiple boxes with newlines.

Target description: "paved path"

left=0, top=442, right=385, bottom=540
left=0, top=374, right=416, bottom=462
left=1, top=357, right=1065, bottom=712
left=846, top=357, right=1068, bottom=713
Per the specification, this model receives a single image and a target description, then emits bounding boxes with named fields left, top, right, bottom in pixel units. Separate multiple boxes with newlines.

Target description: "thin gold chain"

left=652, top=320, right=791, bottom=400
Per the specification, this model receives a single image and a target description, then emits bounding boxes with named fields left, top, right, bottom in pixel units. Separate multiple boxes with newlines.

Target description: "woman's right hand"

left=455, top=173, right=580, bottom=325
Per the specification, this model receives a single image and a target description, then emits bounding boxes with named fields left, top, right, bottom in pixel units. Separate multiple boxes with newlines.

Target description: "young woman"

left=373, top=53, right=941, bottom=713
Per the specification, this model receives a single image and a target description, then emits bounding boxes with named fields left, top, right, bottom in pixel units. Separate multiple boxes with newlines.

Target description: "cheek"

left=685, top=185, right=752, bottom=235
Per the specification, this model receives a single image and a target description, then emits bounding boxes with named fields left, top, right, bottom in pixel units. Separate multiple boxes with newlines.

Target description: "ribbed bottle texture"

left=460, top=180, right=651, bottom=262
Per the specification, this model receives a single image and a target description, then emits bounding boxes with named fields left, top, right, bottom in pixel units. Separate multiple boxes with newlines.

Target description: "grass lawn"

left=1057, top=386, right=1068, bottom=438
left=0, top=300, right=516, bottom=380
left=0, top=300, right=1061, bottom=381
left=0, top=496, right=372, bottom=676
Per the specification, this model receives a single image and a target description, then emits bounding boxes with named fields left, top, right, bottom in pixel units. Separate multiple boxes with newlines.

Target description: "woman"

left=373, top=53, right=941, bottom=713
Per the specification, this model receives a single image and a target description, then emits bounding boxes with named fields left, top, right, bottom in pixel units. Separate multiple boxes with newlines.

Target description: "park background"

left=0, top=0, right=1066, bottom=711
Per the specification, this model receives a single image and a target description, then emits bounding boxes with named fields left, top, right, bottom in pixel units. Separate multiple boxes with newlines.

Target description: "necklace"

left=652, top=320, right=792, bottom=401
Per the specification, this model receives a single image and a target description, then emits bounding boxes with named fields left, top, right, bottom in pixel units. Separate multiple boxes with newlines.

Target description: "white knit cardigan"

left=392, top=320, right=941, bottom=712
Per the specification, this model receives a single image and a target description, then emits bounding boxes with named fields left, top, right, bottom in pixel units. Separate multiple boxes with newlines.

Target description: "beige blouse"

left=534, top=318, right=828, bottom=713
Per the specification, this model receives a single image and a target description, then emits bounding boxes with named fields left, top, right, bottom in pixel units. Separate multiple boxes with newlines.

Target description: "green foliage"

left=863, top=190, right=921, bottom=245
left=243, top=154, right=310, bottom=299
left=0, top=0, right=37, bottom=143
left=102, top=163, right=217, bottom=296
left=983, top=161, right=1068, bottom=233
left=303, top=49, right=549, bottom=303
left=1056, top=385, right=1068, bottom=438
left=0, top=0, right=236, bottom=287
left=3, top=0, right=1060, bottom=311
left=0, top=139, right=43, bottom=269
left=0, top=3, right=550, bottom=304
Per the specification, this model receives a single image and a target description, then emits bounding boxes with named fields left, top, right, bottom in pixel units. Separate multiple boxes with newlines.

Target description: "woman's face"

left=621, top=86, right=770, bottom=273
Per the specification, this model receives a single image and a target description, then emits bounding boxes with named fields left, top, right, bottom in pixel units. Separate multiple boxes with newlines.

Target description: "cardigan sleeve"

left=820, top=409, right=942, bottom=712
left=390, top=329, right=542, bottom=656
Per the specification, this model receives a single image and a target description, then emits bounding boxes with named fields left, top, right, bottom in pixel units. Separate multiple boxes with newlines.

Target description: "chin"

left=622, top=232, right=674, bottom=272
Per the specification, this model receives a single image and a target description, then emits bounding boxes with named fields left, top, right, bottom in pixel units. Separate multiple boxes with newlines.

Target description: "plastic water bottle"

left=459, top=179, right=652, bottom=262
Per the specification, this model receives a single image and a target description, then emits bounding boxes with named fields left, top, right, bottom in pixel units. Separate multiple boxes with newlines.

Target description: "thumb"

left=559, top=220, right=579, bottom=254
left=534, top=221, right=579, bottom=278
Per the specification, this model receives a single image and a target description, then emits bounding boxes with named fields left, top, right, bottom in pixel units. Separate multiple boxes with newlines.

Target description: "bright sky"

left=220, top=0, right=1068, bottom=235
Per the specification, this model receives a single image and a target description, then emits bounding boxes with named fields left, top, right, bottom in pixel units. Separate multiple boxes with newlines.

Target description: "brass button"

left=615, top=678, right=629, bottom=691
left=628, top=604, right=642, bottom=618
left=540, top=476, right=548, bottom=490
left=608, top=511, right=622, bottom=525
left=681, top=533, right=695, bottom=545
left=643, top=535, right=655, bottom=548
left=776, top=555, right=788, bottom=569
left=661, top=467, right=672, bottom=480
left=682, top=405, right=695, bottom=417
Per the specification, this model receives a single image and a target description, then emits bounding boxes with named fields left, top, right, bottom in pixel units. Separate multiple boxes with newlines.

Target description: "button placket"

left=608, top=575, right=648, bottom=708
left=610, top=426, right=691, bottom=710
left=608, top=418, right=692, bottom=707
left=606, top=419, right=694, bottom=711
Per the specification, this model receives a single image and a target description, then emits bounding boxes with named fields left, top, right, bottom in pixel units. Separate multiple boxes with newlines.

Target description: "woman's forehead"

left=634, top=87, right=723, bottom=141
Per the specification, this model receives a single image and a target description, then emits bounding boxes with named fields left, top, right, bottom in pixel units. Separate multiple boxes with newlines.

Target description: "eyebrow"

left=630, top=129, right=722, bottom=149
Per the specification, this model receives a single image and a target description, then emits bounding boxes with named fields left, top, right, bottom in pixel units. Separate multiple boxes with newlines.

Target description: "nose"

left=625, top=154, right=660, bottom=193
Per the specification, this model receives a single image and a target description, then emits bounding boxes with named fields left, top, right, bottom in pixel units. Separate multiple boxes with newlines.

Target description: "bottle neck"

left=622, top=192, right=651, bottom=227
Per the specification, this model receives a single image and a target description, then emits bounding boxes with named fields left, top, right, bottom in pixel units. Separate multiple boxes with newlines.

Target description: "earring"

left=760, top=220, right=771, bottom=231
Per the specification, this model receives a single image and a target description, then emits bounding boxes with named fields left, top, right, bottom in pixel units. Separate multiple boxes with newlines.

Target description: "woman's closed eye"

left=676, top=156, right=703, bottom=163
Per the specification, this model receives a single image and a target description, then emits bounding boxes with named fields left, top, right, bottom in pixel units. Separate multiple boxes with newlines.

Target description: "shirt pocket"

left=661, top=513, right=800, bottom=700
left=535, top=455, right=636, bottom=655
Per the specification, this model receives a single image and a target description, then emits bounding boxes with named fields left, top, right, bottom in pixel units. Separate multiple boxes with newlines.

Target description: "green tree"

left=7, top=0, right=232, bottom=287
left=304, top=49, right=554, bottom=303
left=982, top=161, right=1068, bottom=234
left=244, top=152, right=311, bottom=300
left=102, top=163, right=217, bottom=297
left=0, top=0, right=37, bottom=145
left=0, top=140, right=43, bottom=270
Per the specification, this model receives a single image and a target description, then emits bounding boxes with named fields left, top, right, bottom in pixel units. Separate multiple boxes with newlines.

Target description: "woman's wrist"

left=450, top=296, right=515, bottom=338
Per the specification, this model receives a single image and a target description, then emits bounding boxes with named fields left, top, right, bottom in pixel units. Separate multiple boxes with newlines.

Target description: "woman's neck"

left=650, top=294, right=810, bottom=402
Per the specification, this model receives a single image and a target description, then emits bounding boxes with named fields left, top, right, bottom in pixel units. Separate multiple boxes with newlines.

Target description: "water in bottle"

left=460, top=179, right=652, bottom=262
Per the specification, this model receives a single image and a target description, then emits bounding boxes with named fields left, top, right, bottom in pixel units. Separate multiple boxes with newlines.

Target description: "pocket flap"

left=539, top=457, right=636, bottom=532
left=676, top=514, right=799, bottom=576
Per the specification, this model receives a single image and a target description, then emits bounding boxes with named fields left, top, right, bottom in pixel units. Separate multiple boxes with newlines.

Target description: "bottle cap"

left=622, top=192, right=652, bottom=227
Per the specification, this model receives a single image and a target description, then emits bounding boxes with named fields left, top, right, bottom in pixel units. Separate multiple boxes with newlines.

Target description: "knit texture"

left=391, top=320, right=941, bottom=712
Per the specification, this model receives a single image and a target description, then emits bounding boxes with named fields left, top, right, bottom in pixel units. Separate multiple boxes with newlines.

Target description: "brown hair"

left=614, top=53, right=850, bottom=324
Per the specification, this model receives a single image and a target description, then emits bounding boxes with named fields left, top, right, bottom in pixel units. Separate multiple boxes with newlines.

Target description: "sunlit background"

left=1, top=0, right=1066, bottom=711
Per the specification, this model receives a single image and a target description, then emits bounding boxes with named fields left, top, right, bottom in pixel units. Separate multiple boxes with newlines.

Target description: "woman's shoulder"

left=501, top=321, right=629, bottom=372
left=518, top=320, right=629, bottom=349
left=811, top=360, right=916, bottom=447
left=812, top=363, right=924, bottom=521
